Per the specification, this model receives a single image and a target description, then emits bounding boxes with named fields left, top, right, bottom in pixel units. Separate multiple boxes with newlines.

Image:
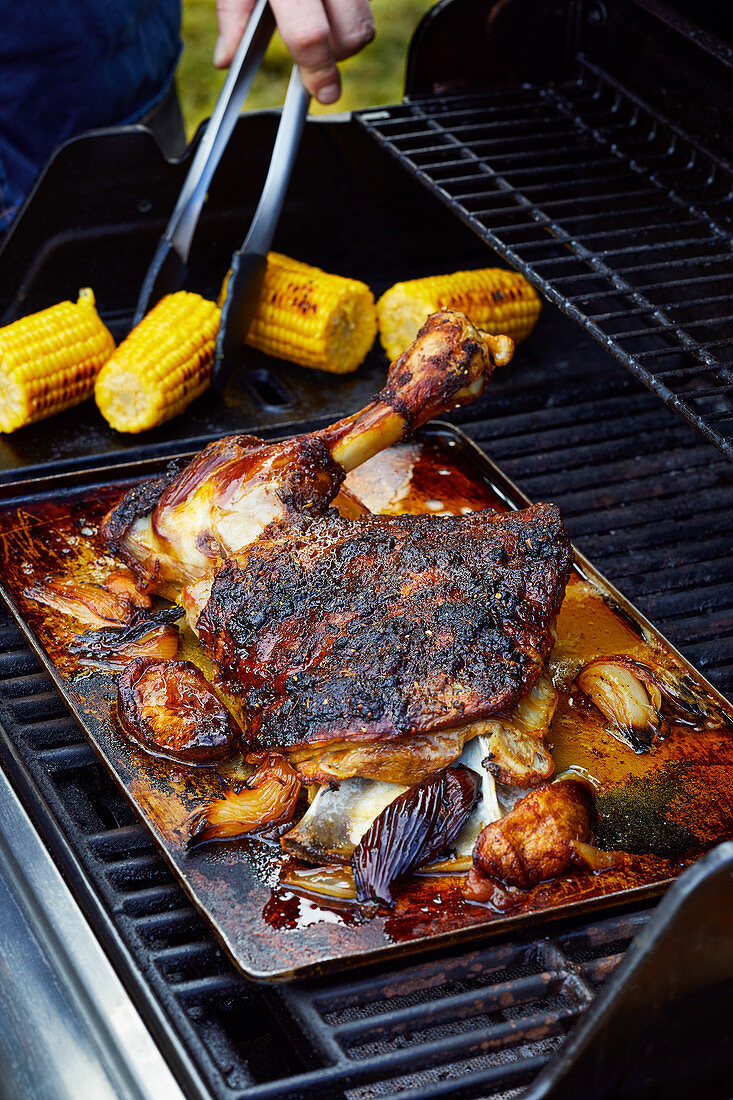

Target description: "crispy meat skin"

left=100, top=311, right=506, bottom=599
left=101, top=435, right=345, bottom=595
left=196, top=504, right=573, bottom=752
left=102, top=457, right=189, bottom=566
left=470, top=779, right=595, bottom=891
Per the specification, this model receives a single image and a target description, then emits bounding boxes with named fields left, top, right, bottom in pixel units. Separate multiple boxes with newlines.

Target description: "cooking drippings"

left=1, top=438, right=731, bottom=944
left=345, top=439, right=507, bottom=516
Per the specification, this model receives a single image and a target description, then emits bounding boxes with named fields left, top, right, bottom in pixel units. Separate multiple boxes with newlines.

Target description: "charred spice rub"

left=196, top=504, right=574, bottom=759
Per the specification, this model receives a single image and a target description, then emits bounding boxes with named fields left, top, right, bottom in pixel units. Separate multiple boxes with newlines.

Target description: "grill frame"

left=357, top=0, right=733, bottom=458
left=0, top=0, right=732, bottom=1093
left=0, top=306, right=731, bottom=1099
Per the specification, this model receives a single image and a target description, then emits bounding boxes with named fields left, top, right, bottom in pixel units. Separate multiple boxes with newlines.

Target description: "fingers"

left=322, top=0, right=375, bottom=62
left=271, top=0, right=375, bottom=104
left=213, top=0, right=376, bottom=105
left=214, top=0, right=258, bottom=68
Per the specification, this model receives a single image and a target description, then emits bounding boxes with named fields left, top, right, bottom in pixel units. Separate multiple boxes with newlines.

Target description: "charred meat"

left=101, top=311, right=510, bottom=599
left=463, top=778, right=619, bottom=907
left=195, top=504, right=573, bottom=782
left=117, top=656, right=241, bottom=764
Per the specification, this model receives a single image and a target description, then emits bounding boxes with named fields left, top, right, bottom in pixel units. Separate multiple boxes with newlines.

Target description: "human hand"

left=214, top=0, right=375, bottom=105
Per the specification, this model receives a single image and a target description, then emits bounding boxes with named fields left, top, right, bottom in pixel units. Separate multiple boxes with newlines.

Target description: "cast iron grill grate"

left=0, top=615, right=647, bottom=1100
left=356, top=61, right=733, bottom=459
left=0, top=313, right=731, bottom=1099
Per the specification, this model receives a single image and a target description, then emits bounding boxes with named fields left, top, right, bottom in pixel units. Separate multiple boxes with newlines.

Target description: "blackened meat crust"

left=197, top=504, right=573, bottom=751
left=102, top=457, right=189, bottom=560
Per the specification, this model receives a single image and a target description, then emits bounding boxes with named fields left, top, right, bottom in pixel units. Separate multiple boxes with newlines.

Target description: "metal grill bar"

left=357, top=66, right=733, bottom=457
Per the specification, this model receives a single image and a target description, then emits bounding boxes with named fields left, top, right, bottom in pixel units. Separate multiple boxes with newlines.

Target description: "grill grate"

left=0, top=309, right=731, bottom=1099
left=357, top=61, right=733, bottom=458
left=0, top=613, right=651, bottom=1100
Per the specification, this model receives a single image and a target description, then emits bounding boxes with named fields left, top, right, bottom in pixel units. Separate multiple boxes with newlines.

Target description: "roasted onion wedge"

left=25, top=575, right=137, bottom=626
left=281, top=778, right=407, bottom=864
left=187, top=753, right=301, bottom=846
left=482, top=673, right=558, bottom=787
left=117, top=656, right=241, bottom=764
left=102, top=568, right=153, bottom=608
left=70, top=609, right=180, bottom=669
left=576, top=654, right=727, bottom=751
left=352, top=764, right=481, bottom=906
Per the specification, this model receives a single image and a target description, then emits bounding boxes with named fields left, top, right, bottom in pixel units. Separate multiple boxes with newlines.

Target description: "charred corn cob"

left=95, top=292, right=219, bottom=434
left=220, top=252, right=377, bottom=374
left=377, top=268, right=541, bottom=361
left=0, top=289, right=114, bottom=433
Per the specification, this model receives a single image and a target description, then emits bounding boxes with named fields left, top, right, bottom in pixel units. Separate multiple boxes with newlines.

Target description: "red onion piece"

left=351, top=764, right=481, bottom=905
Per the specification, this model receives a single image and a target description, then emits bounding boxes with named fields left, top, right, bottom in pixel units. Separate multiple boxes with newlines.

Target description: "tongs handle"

left=213, top=67, right=310, bottom=389
left=134, top=0, right=275, bottom=323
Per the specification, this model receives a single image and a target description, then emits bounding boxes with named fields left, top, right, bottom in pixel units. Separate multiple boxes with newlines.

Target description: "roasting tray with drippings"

left=0, top=424, right=731, bottom=981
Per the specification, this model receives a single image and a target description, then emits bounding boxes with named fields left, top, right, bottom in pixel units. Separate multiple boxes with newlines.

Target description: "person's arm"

left=214, top=0, right=375, bottom=104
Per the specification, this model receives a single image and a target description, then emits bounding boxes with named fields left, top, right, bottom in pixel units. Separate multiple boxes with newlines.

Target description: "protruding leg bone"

left=103, top=310, right=512, bottom=596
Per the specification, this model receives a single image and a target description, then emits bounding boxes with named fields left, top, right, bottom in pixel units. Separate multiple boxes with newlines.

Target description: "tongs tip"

left=133, top=242, right=188, bottom=327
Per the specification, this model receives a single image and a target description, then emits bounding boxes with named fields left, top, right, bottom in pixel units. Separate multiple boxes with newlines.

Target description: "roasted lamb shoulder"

left=195, top=503, right=573, bottom=783
left=102, top=311, right=513, bottom=599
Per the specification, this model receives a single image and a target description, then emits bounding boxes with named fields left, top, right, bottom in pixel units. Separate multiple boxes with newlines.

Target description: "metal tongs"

left=134, top=0, right=310, bottom=390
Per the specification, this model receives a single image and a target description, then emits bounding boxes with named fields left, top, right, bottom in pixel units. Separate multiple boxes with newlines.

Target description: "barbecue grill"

left=1, top=0, right=732, bottom=1097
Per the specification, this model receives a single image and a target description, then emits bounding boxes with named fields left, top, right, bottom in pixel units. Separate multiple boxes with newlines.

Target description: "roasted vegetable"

left=102, top=568, right=153, bottom=608
left=463, top=779, right=619, bottom=907
left=423, top=733, right=502, bottom=874
left=282, top=865, right=358, bottom=901
left=25, top=575, right=137, bottom=626
left=351, top=764, right=481, bottom=905
left=117, top=656, right=241, bottom=764
left=94, top=291, right=220, bottom=433
left=281, top=777, right=407, bottom=864
left=0, top=289, right=115, bottom=433
left=377, top=268, right=540, bottom=360
left=482, top=672, right=558, bottom=787
left=220, top=252, right=377, bottom=374
left=187, top=753, right=301, bottom=846
left=576, top=654, right=726, bottom=752
left=70, top=609, right=181, bottom=669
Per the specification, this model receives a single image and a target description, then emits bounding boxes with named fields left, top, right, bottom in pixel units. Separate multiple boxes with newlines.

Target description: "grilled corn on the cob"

left=220, top=252, right=377, bottom=374
left=95, top=292, right=219, bottom=434
left=0, top=289, right=114, bottom=433
left=377, top=268, right=541, bottom=361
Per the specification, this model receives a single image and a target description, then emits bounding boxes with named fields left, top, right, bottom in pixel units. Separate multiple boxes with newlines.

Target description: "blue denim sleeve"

left=0, top=0, right=181, bottom=230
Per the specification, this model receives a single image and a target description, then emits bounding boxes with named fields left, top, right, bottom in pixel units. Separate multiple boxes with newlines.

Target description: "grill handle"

left=524, top=840, right=733, bottom=1098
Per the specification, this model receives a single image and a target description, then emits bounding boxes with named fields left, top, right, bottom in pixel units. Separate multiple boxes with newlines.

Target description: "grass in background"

left=177, top=0, right=434, bottom=139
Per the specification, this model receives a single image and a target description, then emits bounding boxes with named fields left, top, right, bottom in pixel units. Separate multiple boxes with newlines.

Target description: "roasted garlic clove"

left=187, top=753, right=301, bottom=846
